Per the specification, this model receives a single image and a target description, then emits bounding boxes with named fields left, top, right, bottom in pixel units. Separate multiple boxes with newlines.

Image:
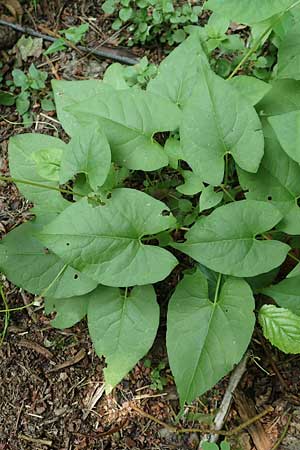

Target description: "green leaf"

left=16, top=91, right=30, bottom=115
left=259, top=304, right=300, bottom=354
left=88, top=285, right=159, bottom=391
left=45, top=295, right=88, bottom=328
left=167, top=271, right=255, bottom=405
left=147, top=31, right=208, bottom=108
left=205, top=0, right=295, bottom=24
left=262, top=276, right=300, bottom=315
left=8, top=133, right=69, bottom=220
left=39, top=189, right=178, bottom=287
left=0, top=91, right=15, bottom=106
left=199, top=185, right=223, bottom=212
left=52, top=80, right=180, bottom=171
left=102, top=0, right=116, bottom=14
left=44, top=38, right=66, bottom=55
left=60, top=125, right=111, bottom=190
left=228, top=76, right=271, bottom=106
left=32, top=147, right=63, bottom=182
left=119, top=7, right=133, bottom=21
left=0, top=223, right=97, bottom=298
left=277, top=23, right=300, bottom=80
left=287, top=263, right=300, bottom=278
left=165, top=137, right=183, bottom=169
left=61, top=23, right=89, bottom=44
left=269, top=111, right=300, bottom=164
left=172, top=200, right=289, bottom=277
left=28, top=63, right=47, bottom=90
left=258, top=79, right=300, bottom=116
left=12, top=69, right=29, bottom=89
left=176, top=171, right=204, bottom=195
left=180, top=63, right=264, bottom=185
left=103, top=63, right=129, bottom=90
left=238, top=128, right=300, bottom=234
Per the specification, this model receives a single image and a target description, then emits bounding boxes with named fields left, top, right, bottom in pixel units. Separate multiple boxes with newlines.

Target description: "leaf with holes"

left=60, top=125, right=111, bottom=191
left=259, top=305, right=300, bottom=353
left=88, top=285, right=159, bottom=391
left=167, top=271, right=255, bottom=405
left=0, top=223, right=97, bottom=298
left=172, top=200, right=289, bottom=277
left=39, top=189, right=178, bottom=287
left=180, top=63, right=264, bottom=185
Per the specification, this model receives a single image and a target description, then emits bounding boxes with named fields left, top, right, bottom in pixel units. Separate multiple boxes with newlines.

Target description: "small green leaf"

left=228, top=76, right=271, bottom=106
left=199, top=185, right=223, bottom=212
left=172, top=200, right=289, bottom=277
left=88, top=285, right=159, bottom=391
left=119, top=7, right=133, bottom=21
left=167, top=271, right=255, bottom=405
left=259, top=305, right=300, bottom=354
left=39, top=189, right=178, bottom=287
left=16, top=91, right=30, bottom=115
left=102, top=0, right=116, bottom=14
left=176, top=171, right=204, bottom=195
left=28, top=63, right=47, bottom=90
left=12, top=69, right=29, bottom=89
left=44, top=38, right=66, bottom=55
left=173, top=29, right=186, bottom=43
left=0, top=91, right=15, bottom=106
left=60, top=125, right=111, bottom=190
left=165, top=137, right=183, bottom=169
left=32, top=147, right=63, bottom=182
left=180, top=63, right=264, bottom=185
left=262, top=276, right=300, bottom=316
left=45, top=295, right=88, bottom=328
left=61, top=23, right=89, bottom=44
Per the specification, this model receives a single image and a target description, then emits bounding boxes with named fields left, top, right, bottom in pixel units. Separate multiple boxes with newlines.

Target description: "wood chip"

left=18, top=338, right=54, bottom=359
left=47, top=348, right=86, bottom=372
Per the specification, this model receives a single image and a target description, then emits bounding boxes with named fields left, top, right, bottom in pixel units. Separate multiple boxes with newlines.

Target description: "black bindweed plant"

left=2, top=0, right=300, bottom=408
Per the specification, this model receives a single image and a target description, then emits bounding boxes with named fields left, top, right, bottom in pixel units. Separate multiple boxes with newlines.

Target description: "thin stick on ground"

left=271, top=413, right=293, bottom=450
left=0, top=19, right=139, bottom=65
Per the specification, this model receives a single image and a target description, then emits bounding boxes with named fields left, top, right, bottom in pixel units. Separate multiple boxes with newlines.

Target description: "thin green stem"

left=227, top=0, right=300, bottom=79
left=0, top=175, right=84, bottom=198
left=220, top=184, right=235, bottom=202
left=213, top=273, right=222, bottom=304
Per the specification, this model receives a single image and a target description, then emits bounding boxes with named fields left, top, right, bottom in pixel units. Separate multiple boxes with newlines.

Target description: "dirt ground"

left=1, top=1, right=300, bottom=449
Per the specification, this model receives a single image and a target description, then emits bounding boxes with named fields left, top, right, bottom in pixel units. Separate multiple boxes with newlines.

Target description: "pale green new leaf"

left=32, top=147, right=63, bottom=182
left=172, top=200, right=289, bottom=277
left=147, top=31, right=208, bottom=108
left=238, top=128, right=300, bottom=234
left=176, top=171, right=204, bottom=195
left=262, top=276, right=300, bottom=316
left=60, top=125, right=111, bottom=191
left=0, top=222, right=97, bottom=298
left=8, top=133, right=69, bottom=220
left=88, top=285, right=159, bottom=391
left=167, top=271, right=255, bottom=405
left=39, top=188, right=178, bottom=287
left=205, top=0, right=295, bottom=24
left=277, top=23, right=300, bottom=80
left=199, top=185, right=223, bottom=212
left=269, top=111, right=300, bottom=164
left=45, top=295, right=88, bottom=329
left=259, top=304, right=300, bottom=353
left=53, top=80, right=180, bottom=171
left=228, top=76, right=271, bottom=106
left=180, top=64, right=264, bottom=185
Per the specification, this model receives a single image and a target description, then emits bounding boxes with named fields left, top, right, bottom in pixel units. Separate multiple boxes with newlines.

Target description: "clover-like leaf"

left=60, top=125, right=111, bottom=191
left=39, top=188, right=178, bottom=287
left=173, top=200, right=289, bottom=277
left=0, top=222, right=97, bottom=298
left=88, top=285, right=159, bottom=391
left=259, top=304, right=300, bottom=353
left=180, top=63, right=264, bottom=185
left=167, top=271, right=255, bottom=405
left=52, top=80, right=180, bottom=171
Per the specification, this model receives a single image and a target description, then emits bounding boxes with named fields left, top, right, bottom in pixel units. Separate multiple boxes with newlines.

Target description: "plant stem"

left=0, top=175, right=84, bottom=198
left=227, top=0, right=300, bottom=79
left=271, top=413, right=292, bottom=450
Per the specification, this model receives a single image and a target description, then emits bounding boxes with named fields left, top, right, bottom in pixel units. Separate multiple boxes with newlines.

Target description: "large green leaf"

left=180, top=63, right=264, bottom=185
left=39, top=188, right=178, bottom=287
left=167, top=271, right=255, bottom=405
left=262, top=276, right=300, bottom=316
left=60, top=125, right=111, bottom=191
left=259, top=304, right=300, bottom=353
left=257, top=79, right=300, bottom=116
left=147, top=31, right=208, bottom=108
left=238, top=128, right=300, bottom=234
left=53, top=80, right=181, bottom=171
left=88, top=285, right=159, bottom=391
left=277, top=23, right=300, bottom=80
left=269, top=111, right=300, bottom=164
left=172, top=200, right=289, bottom=277
left=8, top=133, right=69, bottom=222
left=45, top=295, right=88, bottom=329
left=205, top=0, right=295, bottom=24
left=0, top=222, right=97, bottom=298
left=228, top=76, right=271, bottom=106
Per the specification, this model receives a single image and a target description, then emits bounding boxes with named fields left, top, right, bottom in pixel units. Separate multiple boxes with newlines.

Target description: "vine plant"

left=2, top=0, right=300, bottom=408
